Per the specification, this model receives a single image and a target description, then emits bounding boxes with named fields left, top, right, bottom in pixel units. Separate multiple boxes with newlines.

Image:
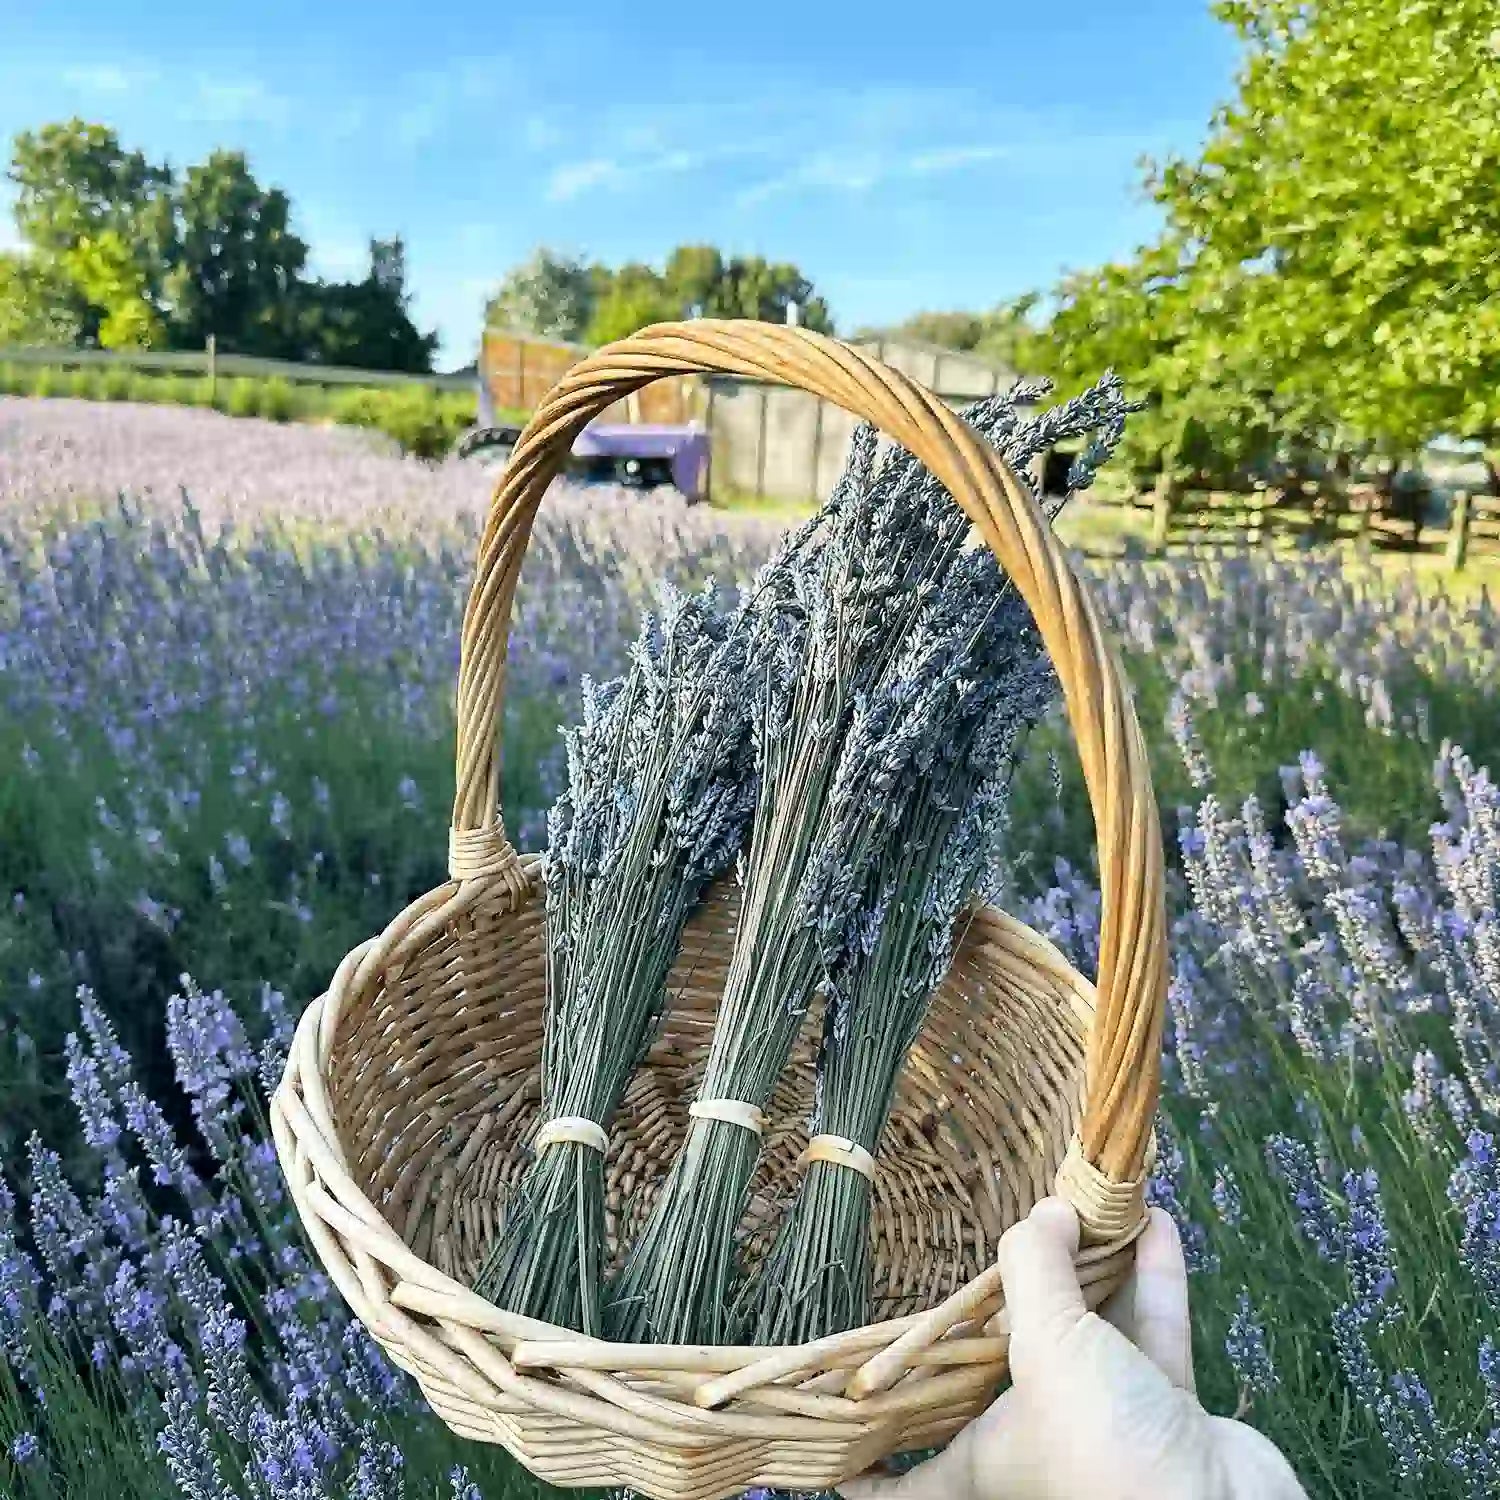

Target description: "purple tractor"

left=456, top=334, right=711, bottom=503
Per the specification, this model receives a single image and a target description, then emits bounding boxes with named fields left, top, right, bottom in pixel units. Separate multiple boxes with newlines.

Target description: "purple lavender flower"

left=9, top=1431, right=40, bottom=1465
left=1265, top=1135, right=1342, bottom=1260
left=1225, top=1291, right=1277, bottom=1397
left=158, top=1385, right=235, bottom=1500
left=347, top=1428, right=405, bottom=1500
left=1146, top=1117, right=1214, bottom=1273
left=1340, top=1168, right=1399, bottom=1329
left=449, top=1465, right=484, bottom=1500
left=1449, top=1132, right=1500, bottom=1307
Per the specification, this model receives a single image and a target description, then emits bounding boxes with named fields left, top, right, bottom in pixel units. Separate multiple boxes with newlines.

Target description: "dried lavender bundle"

left=604, top=374, right=1132, bottom=1345
left=470, top=581, right=762, bottom=1333
left=740, top=554, right=1057, bottom=1343
left=738, top=388, right=1132, bottom=1343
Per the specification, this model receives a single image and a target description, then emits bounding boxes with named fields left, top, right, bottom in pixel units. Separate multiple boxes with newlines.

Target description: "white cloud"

left=61, top=63, right=157, bottom=94
left=546, top=158, right=625, bottom=201
left=545, top=142, right=761, bottom=203
left=906, top=143, right=1016, bottom=174
left=184, top=77, right=293, bottom=129
left=390, top=54, right=518, bottom=152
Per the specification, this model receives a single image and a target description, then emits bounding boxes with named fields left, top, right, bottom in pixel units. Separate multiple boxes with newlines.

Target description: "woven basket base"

left=273, top=858, right=1141, bottom=1500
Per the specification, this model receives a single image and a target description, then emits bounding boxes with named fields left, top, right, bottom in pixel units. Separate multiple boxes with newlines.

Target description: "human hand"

left=841, top=1198, right=1307, bottom=1500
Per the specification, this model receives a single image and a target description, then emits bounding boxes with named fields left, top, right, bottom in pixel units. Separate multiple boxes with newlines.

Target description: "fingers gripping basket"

left=271, top=322, right=1169, bottom=1500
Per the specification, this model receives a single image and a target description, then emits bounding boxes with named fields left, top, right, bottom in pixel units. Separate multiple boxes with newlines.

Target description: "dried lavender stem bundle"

left=605, top=374, right=1133, bottom=1346
left=471, top=582, right=761, bottom=1333
left=742, top=377, right=1134, bottom=1344
left=743, top=576, right=1056, bottom=1343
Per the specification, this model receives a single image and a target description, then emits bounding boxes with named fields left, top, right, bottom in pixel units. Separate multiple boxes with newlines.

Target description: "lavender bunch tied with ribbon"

left=471, top=581, right=761, bottom=1333
left=740, top=541, right=1060, bottom=1343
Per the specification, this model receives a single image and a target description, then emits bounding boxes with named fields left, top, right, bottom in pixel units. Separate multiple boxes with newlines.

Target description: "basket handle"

left=449, top=320, right=1166, bottom=1237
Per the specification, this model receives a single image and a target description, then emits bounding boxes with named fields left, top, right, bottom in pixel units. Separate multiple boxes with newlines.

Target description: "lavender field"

left=3, top=397, right=1500, bottom=1498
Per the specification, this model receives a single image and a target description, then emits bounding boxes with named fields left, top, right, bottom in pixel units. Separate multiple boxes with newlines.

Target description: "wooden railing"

left=1129, top=479, right=1500, bottom=572
left=0, top=343, right=472, bottom=392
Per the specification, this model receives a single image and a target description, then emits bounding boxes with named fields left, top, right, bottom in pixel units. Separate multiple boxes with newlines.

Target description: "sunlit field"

left=3, top=399, right=1500, bottom=1498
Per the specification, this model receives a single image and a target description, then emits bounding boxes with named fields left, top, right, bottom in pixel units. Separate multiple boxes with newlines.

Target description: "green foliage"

left=0, top=250, right=84, bottom=346
left=60, top=230, right=166, bottom=349
left=65, top=367, right=98, bottom=400
left=6, top=118, right=175, bottom=344
left=164, top=149, right=307, bottom=357
left=223, top=377, right=263, bottom=418
left=1162, top=0, right=1500, bottom=459
left=584, top=278, right=680, bottom=346
left=485, top=247, right=598, bottom=342
left=487, top=241, right=836, bottom=346
left=160, top=373, right=195, bottom=405
left=258, top=375, right=299, bottom=422
left=327, top=384, right=476, bottom=458
left=880, top=309, right=991, bottom=350
left=5, top=120, right=440, bottom=370
left=100, top=362, right=132, bottom=401
left=1009, top=0, right=1500, bottom=479
left=0, top=356, right=476, bottom=456
left=292, top=238, right=438, bottom=373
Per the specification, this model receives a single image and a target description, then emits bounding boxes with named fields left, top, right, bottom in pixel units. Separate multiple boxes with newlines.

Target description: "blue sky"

left=0, top=1, right=1241, bottom=367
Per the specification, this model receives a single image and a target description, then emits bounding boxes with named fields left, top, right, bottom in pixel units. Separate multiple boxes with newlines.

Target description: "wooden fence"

left=1133, top=480, right=1500, bottom=572
left=479, top=329, right=706, bottom=425
left=0, top=342, right=472, bottom=392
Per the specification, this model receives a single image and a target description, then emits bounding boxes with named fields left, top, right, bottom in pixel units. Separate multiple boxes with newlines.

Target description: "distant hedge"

left=0, top=361, right=506, bottom=459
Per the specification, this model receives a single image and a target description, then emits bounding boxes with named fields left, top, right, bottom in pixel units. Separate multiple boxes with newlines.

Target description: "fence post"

left=704, top=380, right=718, bottom=502
left=808, top=396, right=825, bottom=505
left=755, top=386, right=769, bottom=501
left=206, top=335, right=217, bottom=403
left=1447, top=489, right=1473, bottom=573
left=1150, top=472, right=1176, bottom=554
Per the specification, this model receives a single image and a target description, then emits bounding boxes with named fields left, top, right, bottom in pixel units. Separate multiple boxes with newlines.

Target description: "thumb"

left=996, top=1196, right=1088, bottom=1379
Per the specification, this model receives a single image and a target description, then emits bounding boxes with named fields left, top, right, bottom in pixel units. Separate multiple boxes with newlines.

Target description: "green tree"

left=6, top=119, right=174, bottom=343
left=1111, top=0, right=1500, bottom=479
left=0, top=252, right=83, bottom=345
left=295, top=238, right=438, bottom=372
left=662, top=244, right=725, bottom=317
left=994, top=0, right=1500, bottom=488
left=60, top=230, right=165, bottom=349
left=698, top=254, right=833, bottom=330
left=484, top=248, right=596, bottom=342
left=165, top=150, right=308, bottom=356
left=585, top=277, right=679, bottom=346
left=883, top=310, right=989, bottom=351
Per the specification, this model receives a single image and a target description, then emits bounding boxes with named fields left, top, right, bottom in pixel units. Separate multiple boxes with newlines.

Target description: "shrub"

left=327, top=384, right=477, bottom=459
left=225, top=378, right=263, bottom=418
left=0, top=361, right=482, bottom=457
left=126, top=371, right=162, bottom=404
left=101, top=364, right=133, bottom=401
left=258, top=375, right=299, bottom=423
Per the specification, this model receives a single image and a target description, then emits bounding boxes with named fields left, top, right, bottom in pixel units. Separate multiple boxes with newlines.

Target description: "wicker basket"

left=271, top=321, right=1168, bottom=1500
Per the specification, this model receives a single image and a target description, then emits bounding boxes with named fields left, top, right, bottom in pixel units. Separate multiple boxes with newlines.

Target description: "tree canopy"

left=484, top=242, right=834, bottom=346
left=3, top=118, right=438, bottom=370
left=1008, top=0, right=1500, bottom=479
